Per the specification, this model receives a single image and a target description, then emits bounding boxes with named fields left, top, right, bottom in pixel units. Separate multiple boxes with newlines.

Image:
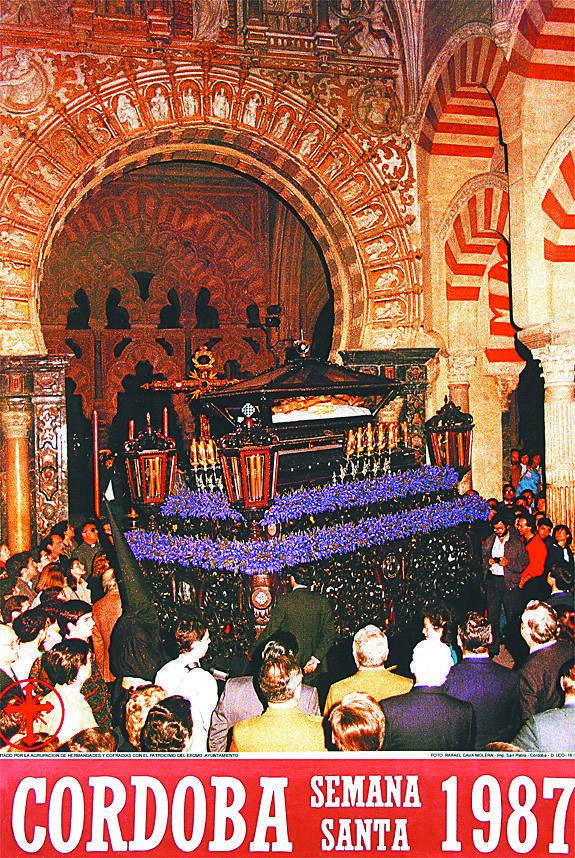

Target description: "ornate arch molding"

left=439, top=172, right=520, bottom=364
left=0, top=57, right=420, bottom=359
left=439, top=172, right=510, bottom=242
left=415, top=24, right=497, bottom=136
left=37, top=130, right=368, bottom=357
left=534, top=116, right=575, bottom=200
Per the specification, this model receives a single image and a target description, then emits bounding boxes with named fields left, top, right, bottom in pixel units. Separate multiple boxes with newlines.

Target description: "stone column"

left=0, top=355, right=69, bottom=546
left=447, top=352, right=476, bottom=491
left=490, top=369, right=522, bottom=486
left=1, top=408, right=32, bottom=553
left=532, top=344, right=575, bottom=532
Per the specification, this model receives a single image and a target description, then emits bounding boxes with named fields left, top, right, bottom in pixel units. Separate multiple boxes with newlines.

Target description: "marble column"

left=532, top=344, right=575, bottom=532
left=447, top=352, right=476, bottom=491
left=2, top=408, right=32, bottom=553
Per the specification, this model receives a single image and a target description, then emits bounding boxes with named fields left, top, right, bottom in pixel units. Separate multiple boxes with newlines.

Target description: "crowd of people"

left=0, top=448, right=572, bottom=755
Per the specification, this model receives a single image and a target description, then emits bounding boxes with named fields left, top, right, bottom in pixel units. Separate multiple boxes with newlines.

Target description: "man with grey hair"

left=518, top=600, right=573, bottom=720
left=324, top=624, right=412, bottom=714
left=380, top=640, right=475, bottom=750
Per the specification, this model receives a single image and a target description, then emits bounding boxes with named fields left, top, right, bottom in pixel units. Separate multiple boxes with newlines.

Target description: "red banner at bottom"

left=1, top=756, right=573, bottom=857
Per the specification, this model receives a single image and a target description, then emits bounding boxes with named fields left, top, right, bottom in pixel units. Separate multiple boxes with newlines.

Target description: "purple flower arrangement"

left=161, top=489, right=244, bottom=522
left=159, top=466, right=460, bottom=526
left=127, top=493, right=488, bottom=576
left=260, top=466, right=459, bottom=526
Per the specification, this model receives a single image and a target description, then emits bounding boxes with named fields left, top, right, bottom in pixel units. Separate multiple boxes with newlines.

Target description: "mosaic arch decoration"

left=0, top=50, right=421, bottom=358
left=441, top=177, right=520, bottom=364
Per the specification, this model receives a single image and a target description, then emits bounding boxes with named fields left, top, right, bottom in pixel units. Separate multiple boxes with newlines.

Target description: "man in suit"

left=442, top=611, right=519, bottom=748
left=209, top=632, right=320, bottom=752
left=324, top=624, right=412, bottom=714
left=259, top=565, right=335, bottom=683
left=482, top=514, right=529, bottom=657
left=513, top=658, right=575, bottom=752
left=519, top=600, right=574, bottom=721
left=230, top=651, right=325, bottom=752
left=380, top=639, right=475, bottom=751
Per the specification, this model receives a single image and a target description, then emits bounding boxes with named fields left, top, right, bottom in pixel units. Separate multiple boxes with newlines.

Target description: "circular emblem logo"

left=0, top=678, right=64, bottom=750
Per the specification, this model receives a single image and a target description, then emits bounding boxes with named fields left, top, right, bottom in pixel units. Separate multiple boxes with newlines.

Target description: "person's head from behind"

left=174, top=615, right=210, bottom=660
left=56, top=600, right=94, bottom=641
left=559, top=659, right=575, bottom=701
left=36, top=564, right=67, bottom=593
left=1, top=595, right=29, bottom=624
left=329, top=692, right=385, bottom=751
left=458, top=611, right=492, bottom=654
left=410, top=639, right=453, bottom=687
left=422, top=602, right=454, bottom=645
left=352, top=624, right=389, bottom=669
left=289, top=565, right=313, bottom=588
left=258, top=653, right=302, bottom=705
left=520, top=601, right=558, bottom=648
left=12, top=607, right=48, bottom=645
left=139, top=695, right=193, bottom=753
left=546, top=563, right=574, bottom=595
left=42, top=638, right=91, bottom=688
left=125, top=685, right=168, bottom=750
left=60, top=727, right=117, bottom=753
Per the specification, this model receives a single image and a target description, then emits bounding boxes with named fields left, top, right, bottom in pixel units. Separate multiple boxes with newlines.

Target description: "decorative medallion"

left=353, top=80, right=402, bottom=136
left=0, top=50, right=51, bottom=115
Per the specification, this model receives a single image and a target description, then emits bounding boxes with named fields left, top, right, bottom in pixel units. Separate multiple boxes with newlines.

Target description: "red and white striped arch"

left=445, top=185, right=521, bottom=363
left=419, top=36, right=508, bottom=160
left=511, top=0, right=575, bottom=83
left=542, top=148, right=575, bottom=263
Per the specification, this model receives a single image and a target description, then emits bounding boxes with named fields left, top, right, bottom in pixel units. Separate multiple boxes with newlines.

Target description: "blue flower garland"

left=128, top=493, right=488, bottom=576
left=159, top=466, right=460, bottom=525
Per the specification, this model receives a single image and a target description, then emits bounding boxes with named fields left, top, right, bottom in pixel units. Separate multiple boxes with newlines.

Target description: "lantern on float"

left=124, top=413, right=177, bottom=507
left=219, top=404, right=279, bottom=513
left=424, top=397, right=474, bottom=478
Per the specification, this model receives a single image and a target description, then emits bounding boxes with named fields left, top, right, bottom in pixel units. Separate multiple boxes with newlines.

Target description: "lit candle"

left=366, top=422, right=374, bottom=455
left=345, top=429, right=355, bottom=459
left=356, top=426, right=364, bottom=455
left=162, top=406, right=169, bottom=437
left=190, top=439, right=198, bottom=468
left=401, top=421, right=409, bottom=446
left=128, top=419, right=135, bottom=440
left=198, top=440, right=207, bottom=468
left=206, top=439, right=217, bottom=467
left=377, top=422, right=385, bottom=452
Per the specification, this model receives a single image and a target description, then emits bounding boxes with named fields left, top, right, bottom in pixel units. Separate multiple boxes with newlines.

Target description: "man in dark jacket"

left=258, top=566, right=335, bottom=684
left=482, top=515, right=528, bottom=657
left=519, top=600, right=574, bottom=721
left=442, top=611, right=519, bottom=748
left=380, top=640, right=475, bottom=751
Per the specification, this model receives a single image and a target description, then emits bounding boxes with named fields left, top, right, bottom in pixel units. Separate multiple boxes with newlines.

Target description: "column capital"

left=486, top=365, right=522, bottom=411
left=1, top=409, right=32, bottom=440
left=532, top=344, right=575, bottom=387
left=447, top=352, right=476, bottom=386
